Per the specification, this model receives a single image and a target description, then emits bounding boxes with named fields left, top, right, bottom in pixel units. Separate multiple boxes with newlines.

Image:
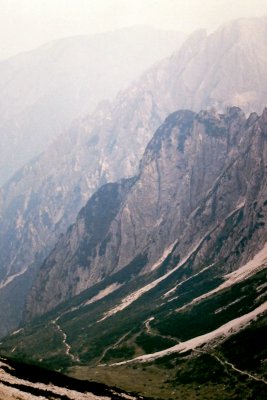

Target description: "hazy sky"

left=1, top=0, right=267, bottom=60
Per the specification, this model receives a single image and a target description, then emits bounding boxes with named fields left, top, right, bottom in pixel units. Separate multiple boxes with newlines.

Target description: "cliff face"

left=1, top=16, right=267, bottom=336
left=25, top=107, right=267, bottom=318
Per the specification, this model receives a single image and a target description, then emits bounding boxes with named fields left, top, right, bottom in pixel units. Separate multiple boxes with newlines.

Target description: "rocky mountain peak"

left=259, top=107, right=267, bottom=133
left=24, top=106, right=267, bottom=320
left=1, top=16, right=267, bottom=337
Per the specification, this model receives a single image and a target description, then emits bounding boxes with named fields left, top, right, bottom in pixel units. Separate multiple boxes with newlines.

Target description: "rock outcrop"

left=26, top=107, right=267, bottom=317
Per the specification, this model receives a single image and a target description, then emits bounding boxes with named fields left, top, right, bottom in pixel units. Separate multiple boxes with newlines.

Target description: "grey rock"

left=26, top=107, right=267, bottom=318
left=1, top=16, right=267, bottom=335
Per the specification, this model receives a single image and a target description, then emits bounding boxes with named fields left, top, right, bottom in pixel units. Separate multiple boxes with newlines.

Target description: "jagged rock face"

left=0, top=70, right=164, bottom=336
left=27, top=179, right=136, bottom=315
left=1, top=16, right=267, bottom=336
left=136, top=16, right=267, bottom=116
left=0, top=26, right=186, bottom=185
left=26, top=107, right=267, bottom=318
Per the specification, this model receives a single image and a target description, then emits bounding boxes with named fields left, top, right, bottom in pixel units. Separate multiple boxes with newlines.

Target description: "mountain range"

left=1, top=16, right=267, bottom=338
left=0, top=26, right=186, bottom=185
left=0, top=15, right=267, bottom=400
left=1, top=106, right=266, bottom=400
left=25, top=105, right=267, bottom=316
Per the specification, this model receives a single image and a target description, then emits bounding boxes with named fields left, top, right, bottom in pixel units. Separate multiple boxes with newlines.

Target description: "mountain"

left=0, top=26, right=186, bottom=185
left=25, top=106, right=267, bottom=316
left=1, top=16, right=267, bottom=337
left=1, top=107, right=266, bottom=400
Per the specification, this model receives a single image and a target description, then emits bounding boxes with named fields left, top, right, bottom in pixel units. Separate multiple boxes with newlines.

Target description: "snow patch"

left=84, top=283, right=122, bottom=306
left=144, top=317, right=155, bottom=334
left=214, top=297, right=245, bottom=314
left=0, top=267, right=28, bottom=289
left=98, top=231, right=213, bottom=322
left=177, top=242, right=267, bottom=312
left=10, top=328, right=23, bottom=336
left=163, top=263, right=214, bottom=298
left=257, top=281, right=267, bottom=292
left=150, top=240, right=178, bottom=271
left=113, top=301, right=267, bottom=365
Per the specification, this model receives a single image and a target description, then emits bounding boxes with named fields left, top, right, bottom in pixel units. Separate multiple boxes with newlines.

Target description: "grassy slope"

left=0, top=260, right=266, bottom=399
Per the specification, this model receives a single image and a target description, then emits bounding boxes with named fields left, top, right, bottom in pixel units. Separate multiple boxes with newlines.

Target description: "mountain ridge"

left=1, top=107, right=266, bottom=400
left=1, top=16, right=267, bottom=337
left=25, top=106, right=267, bottom=318
left=0, top=26, right=186, bottom=185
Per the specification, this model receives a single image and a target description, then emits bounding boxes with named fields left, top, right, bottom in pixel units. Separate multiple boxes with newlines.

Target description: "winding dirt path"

left=51, top=318, right=78, bottom=361
left=211, top=352, right=267, bottom=385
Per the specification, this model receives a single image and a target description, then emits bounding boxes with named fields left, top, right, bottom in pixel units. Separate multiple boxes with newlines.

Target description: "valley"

left=1, top=106, right=267, bottom=399
left=0, top=10, right=267, bottom=400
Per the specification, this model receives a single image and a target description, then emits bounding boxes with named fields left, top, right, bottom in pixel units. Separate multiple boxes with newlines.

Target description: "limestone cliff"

left=26, top=107, right=267, bottom=317
left=1, top=16, right=267, bottom=336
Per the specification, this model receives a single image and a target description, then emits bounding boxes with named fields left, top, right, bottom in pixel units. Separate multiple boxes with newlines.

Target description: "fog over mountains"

left=0, top=15, right=267, bottom=400
left=1, top=16, right=267, bottom=338
left=0, top=26, right=185, bottom=185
